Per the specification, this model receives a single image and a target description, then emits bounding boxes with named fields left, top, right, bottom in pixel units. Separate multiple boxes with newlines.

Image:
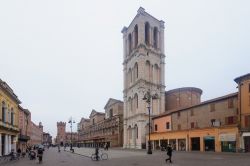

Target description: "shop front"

left=191, top=137, right=200, bottom=151
left=204, top=136, right=215, bottom=151
left=219, top=133, right=236, bottom=152
left=178, top=139, right=186, bottom=151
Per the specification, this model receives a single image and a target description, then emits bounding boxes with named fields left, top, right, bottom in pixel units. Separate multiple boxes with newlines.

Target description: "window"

left=145, top=22, right=150, bottom=46
left=190, top=109, right=194, bottom=116
left=228, top=98, right=234, bottom=108
left=177, top=112, right=181, bottom=117
left=226, top=116, right=236, bottom=125
left=154, top=124, right=158, bottom=131
left=1, top=102, right=5, bottom=122
left=210, top=103, right=215, bottom=112
left=153, top=27, right=158, bottom=49
left=177, top=124, right=181, bottom=130
left=249, top=84, right=250, bottom=93
left=134, top=63, right=138, bottom=79
left=245, top=115, right=250, bottom=128
left=11, top=112, right=14, bottom=125
left=109, top=109, right=113, bottom=118
left=166, top=122, right=170, bottom=129
left=249, top=96, right=250, bottom=106
left=128, top=33, right=132, bottom=54
left=92, top=118, right=95, bottom=125
left=191, top=122, right=195, bottom=129
left=134, top=93, right=138, bottom=109
left=134, top=25, right=138, bottom=48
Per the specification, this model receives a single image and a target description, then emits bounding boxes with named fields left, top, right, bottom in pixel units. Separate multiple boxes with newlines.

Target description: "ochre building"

left=0, top=79, right=20, bottom=155
left=150, top=74, right=250, bottom=152
left=77, top=98, right=123, bottom=148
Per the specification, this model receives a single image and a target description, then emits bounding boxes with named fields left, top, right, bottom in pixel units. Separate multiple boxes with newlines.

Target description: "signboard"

left=219, top=133, right=236, bottom=141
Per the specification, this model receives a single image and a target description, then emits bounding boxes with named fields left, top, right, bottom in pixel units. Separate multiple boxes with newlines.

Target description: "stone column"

left=8, top=135, right=11, bottom=153
left=0, top=133, right=2, bottom=156
left=5, top=135, right=8, bottom=155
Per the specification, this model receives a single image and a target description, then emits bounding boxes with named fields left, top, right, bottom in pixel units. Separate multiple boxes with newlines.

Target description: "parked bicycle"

left=91, top=150, right=108, bottom=161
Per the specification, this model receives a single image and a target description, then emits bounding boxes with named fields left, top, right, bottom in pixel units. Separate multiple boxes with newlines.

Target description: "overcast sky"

left=0, top=0, right=249, bottom=138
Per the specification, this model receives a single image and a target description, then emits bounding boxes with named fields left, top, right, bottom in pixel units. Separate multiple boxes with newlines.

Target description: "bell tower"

left=56, top=122, right=66, bottom=146
left=122, top=7, right=165, bottom=149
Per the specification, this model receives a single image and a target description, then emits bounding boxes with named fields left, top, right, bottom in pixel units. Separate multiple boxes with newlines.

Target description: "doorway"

left=204, top=136, right=215, bottom=151
left=1, top=135, right=5, bottom=155
left=244, top=136, right=250, bottom=152
left=191, top=137, right=200, bottom=151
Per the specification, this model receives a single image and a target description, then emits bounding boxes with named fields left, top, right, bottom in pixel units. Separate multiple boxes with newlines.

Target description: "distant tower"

left=56, top=122, right=66, bottom=146
left=122, top=7, right=165, bottom=149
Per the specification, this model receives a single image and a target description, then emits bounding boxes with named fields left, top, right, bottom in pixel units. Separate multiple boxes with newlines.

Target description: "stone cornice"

left=123, top=79, right=165, bottom=94
left=123, top=44, right=165, bottom=65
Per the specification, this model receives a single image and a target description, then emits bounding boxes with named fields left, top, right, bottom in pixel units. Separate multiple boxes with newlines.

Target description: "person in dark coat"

left=165, top=144, right=173, bottom=163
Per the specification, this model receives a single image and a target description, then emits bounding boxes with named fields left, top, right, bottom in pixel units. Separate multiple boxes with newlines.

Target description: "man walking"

left=165, top=144, right=173, bottom=163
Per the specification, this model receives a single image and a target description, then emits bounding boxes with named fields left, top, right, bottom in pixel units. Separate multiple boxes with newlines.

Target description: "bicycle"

left=91, top=150, right=108, bottom=161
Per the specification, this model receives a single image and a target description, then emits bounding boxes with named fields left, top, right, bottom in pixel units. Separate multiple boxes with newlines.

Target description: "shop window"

left=166, top=122, right=170, bottom=129
left=154, top=124, right=158, bottom=131
left=191, top=122, right=195, bottom=129
left=210, top=103, right=215, bottom=112
left=228, top=98, right=234, bottom=108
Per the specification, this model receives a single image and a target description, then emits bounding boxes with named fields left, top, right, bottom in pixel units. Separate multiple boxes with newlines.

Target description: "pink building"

left=18, top=106, right=31, bottom=152
left=29, top=122, right=43, bottom=146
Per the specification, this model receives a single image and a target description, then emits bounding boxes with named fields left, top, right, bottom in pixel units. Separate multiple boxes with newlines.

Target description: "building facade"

left=150, top=73, right=250, bottom=153
left=42, top=132, right=52, bottom=146
left=18, top=106, right=31, bottom=152
left=29, top=122, right=43, bottom=145
left=0, top=79, right=20, bottom=155
left=56, top=122, right=66, bottom=145
left=234, top=73, right=250, bottom=152
left=122, top=7, right=165, bottom=149
left=78, top=98, right=123, bottom=147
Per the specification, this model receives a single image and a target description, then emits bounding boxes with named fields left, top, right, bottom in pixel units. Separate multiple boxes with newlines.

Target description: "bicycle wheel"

left=91, top=154, right=96, bottom=161
left=101, top=153, right=108, bottom=160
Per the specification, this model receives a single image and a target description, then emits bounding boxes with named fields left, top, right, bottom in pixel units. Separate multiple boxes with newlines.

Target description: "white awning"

left=219, top=133, right=236, bottom=141
left=242, top=132, right=250, bottom=137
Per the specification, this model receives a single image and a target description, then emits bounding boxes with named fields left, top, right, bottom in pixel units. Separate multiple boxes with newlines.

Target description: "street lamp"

left=68, top=117, right=75, bottom=151
left=143, top=90, right=158, bottom=154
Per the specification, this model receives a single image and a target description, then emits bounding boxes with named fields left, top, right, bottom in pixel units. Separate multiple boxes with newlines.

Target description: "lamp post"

left=143, top=90, right=158, bottom=154
left=68, top=117, right=75, bottom=151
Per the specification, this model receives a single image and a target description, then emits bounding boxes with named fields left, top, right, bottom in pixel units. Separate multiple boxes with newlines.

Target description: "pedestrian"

left=106, top=143, right=109, bottom=151
left=95, top=146, right=99, bottom=161
left=165, top=144, right=173, bottom=163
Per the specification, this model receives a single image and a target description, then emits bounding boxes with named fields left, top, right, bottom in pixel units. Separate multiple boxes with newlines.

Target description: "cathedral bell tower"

left=122, top=7, right=166, bottom=149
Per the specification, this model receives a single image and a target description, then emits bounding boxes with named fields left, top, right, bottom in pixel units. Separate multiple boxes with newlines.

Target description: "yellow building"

left=0, top=79, right=20, bottom=156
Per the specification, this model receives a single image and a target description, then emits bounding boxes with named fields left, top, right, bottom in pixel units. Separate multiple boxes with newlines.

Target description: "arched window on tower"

left=145, top=22, right=150, bottom=46
left=146, top=61, right=150, bottom=81
left=134, top=25, right=138, bottom=48
left=134, top=62, right=138, bottom=80
left=154, top=64, right=159, bottom=84
left=128, top=68, right=132, bottom=84
left=128, top=33, right=132, bottom=54
left=134, top=93, right=138, bottom=109
left=153, top=27, right=158, bottom=49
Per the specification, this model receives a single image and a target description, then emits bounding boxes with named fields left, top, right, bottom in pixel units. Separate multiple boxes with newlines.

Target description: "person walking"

left=95, top=146, right=99, bottom=161
left=165, top=144, right=173, bottom=164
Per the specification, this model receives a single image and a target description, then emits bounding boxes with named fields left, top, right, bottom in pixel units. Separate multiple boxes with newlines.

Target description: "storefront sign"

left=219, top=133, right=236, bottom=141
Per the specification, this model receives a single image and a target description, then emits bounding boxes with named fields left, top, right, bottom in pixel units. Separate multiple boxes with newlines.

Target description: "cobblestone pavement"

left=1, top=147, right=250, bottom=166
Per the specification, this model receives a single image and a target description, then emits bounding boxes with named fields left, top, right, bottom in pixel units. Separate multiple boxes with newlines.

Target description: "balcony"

left=18, top=134, right=30, bottom=142
left=0, top=121, right=19, bottom=132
